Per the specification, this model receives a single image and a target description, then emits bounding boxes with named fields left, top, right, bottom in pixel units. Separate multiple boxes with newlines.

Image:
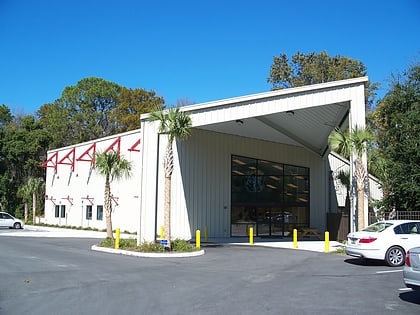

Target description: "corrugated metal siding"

left=328, top=153, right=383, bottom=209
left=328, top=154, right=350, bottom=208
left=166, top=128, right=328, bottom=239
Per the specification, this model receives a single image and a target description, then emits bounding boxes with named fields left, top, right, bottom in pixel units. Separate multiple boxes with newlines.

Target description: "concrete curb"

left=91, top=245, right=206, bottom=258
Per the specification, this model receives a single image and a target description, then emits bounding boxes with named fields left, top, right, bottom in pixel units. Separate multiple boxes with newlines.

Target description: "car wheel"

left=385, top=246, right=405, bottom=267
left=13, top=222, right=21, bottom=229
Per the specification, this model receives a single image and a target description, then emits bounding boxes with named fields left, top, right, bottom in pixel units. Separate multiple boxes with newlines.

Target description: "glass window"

left=60, top=205, right=66, bottom=218
left=97, top=205, right=103, bottom=221
left=394, top=222, right=418, bottom=234
left=363, top=222, right=392, bottom=232
left=231, top=155, right=310, bottom=237
left=86, top=205, right=92, bottom=220
left=55, top=205, right=59, bottom=218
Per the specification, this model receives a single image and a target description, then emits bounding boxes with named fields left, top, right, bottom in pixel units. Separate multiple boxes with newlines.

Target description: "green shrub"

left=171, top=239, right=196, bottom=252
left=138, top=241, right=165, bottom=252
left=98, top=238, right=198, bottom=253
left=119, top=238, right=138, bottom=249
left=99, top=237, right=114, bottom=248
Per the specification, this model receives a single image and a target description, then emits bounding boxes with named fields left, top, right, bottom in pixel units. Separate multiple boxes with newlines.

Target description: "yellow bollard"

left=205, top=226, right=208, bottom=242
left=293, top=229, right=298, bottom=248
left=249, top=227, right=254, bottom=245
left=325, top=231, right=330, bottom=253
left=115, top=228, right=120, bottom=249
left=160, top=226, right=164, bottom=239
left=196, top=229, right=201, bottom=249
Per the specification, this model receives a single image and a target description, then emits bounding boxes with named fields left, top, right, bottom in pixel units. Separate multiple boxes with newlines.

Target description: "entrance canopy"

left=184, top=77, right=368, bottom=157
left=139, top=77, right=368, bottom=242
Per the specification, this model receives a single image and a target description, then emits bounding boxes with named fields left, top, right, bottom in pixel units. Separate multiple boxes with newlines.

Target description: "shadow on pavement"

left=399, top=291, right=420, bottom=305
left=344, top=257, right=388, bottom=267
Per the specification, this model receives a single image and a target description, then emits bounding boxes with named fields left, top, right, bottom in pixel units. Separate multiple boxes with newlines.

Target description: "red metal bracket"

left=105, top=137, right=121, bottom=154
left=45, top=196, right=57, bottom=205
left=128, top=139, right=141, bottom=152
left=61, top=196, right=74, bottom=206
left=77, top=143, right=96, bottom=163
left=110, top=195, right=119, bottom=206
left=58, top=148, right=76, bottom=172
left=81, top=196, right=94, bottom=205
left=41, top=152, right=58, bottom=173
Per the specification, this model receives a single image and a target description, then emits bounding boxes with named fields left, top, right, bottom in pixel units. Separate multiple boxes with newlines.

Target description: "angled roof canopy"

left=170, top=77, right=368, bottom=157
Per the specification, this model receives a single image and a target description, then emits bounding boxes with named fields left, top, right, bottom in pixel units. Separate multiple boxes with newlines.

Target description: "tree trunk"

left=355, top=158, right=366, bottom=231
left=163, top=142, right=174, bottom=248
left=24, top=203, right=28, bottom=223
left=357, top=187, right=365, bottom=231
left=104, top=178, right=113, bottom=239
left=32, top=192, right=36, bottom=224
left=164, top=175, right=171, bottom=247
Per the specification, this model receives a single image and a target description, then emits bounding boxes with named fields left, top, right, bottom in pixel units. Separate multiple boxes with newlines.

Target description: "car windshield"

left=362, top=222, right=393, bottom=233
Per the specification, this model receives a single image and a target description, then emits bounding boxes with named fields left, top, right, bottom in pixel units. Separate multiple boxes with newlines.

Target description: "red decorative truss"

left=81, top=196, right=94, bottom=205
left=76, top=143, right=96, bottom=164
left=42, top=136, right=124, bottom=173
left=58, top=148, right=76, bottom=172
left=45, top=195, right=57, bottom=205
left=61, top=196, right=74, bottom=206
left=128, top=139, right=141, bottom=152
left=104, top=137, right=121, bottom=154
left=41, top=152, right=58, bottom=173
left=110, top=195, right=119, bottom=206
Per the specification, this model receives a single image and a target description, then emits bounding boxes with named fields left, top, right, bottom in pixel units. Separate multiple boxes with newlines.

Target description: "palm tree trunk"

left=357, top=187, right=365, bottom=230
left=355, top=158, right=366, bottom=231
left=24, top=203, right=28, bottom=223
left=32, top=192, right=36, bottom=224
left=163, top=143, right=174, bottom=247
left=104, top=178, right=113, bottom=239
left=164, top=175, right=171, bottom=246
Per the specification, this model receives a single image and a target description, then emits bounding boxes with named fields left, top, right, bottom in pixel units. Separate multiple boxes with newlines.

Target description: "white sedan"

left=345, top=220, right=420, bottom=267
left=404, top=247, right=420, bottom=290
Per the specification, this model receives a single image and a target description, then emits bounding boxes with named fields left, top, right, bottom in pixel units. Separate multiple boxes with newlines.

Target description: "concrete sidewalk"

left=2, top=225, right=344, bottom=253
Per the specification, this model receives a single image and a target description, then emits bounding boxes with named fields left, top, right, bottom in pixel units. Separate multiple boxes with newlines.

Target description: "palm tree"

left=149, top=107, right=192, bottom=247
left=18, top=177, right=44, bottom=223
left=94, top=151, right=132, bottom=239
left=329, top=126, right=375, bottom=231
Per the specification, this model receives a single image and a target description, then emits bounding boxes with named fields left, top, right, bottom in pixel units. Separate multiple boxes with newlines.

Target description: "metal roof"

left=179, top=77, right=368, bottom=157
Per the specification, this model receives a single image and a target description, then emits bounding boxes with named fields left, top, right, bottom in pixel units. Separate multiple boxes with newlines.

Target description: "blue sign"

left=160, top=239, right=168, bottom=246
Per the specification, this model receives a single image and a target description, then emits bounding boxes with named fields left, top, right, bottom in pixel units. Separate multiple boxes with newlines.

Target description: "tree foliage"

left=370, top=62, right=420, bottom=211
left=329, top=126, right=375, bottom=230
left=267, top=51, right=378, bottom=110
left=37, top=78, right=163, bottom=149
left=0, top=110, right=50, bottom=217
left=37, top=77, right=123, bottom=148
left=111, top=87, right=164, bottom=133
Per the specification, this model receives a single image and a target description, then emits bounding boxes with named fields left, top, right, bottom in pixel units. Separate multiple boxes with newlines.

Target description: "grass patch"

left=331, top=240, right=347, bottom=255
left=98, top=238, right=198, bottom=253
left=31, top=223, right=137, bottom=235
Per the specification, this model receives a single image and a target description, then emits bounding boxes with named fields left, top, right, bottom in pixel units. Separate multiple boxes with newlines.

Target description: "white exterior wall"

left=44, top=130, right=142, bottom=233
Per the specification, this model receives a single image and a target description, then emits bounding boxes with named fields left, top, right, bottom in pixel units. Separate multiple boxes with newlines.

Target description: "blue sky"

left=1, top=0, right=419, bottom=115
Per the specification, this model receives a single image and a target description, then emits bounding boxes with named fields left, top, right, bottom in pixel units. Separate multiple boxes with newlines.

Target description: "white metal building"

left=42, top=129, right=142, bottom=232
left=43, top=77, right=380, bottom=241
left=139, top=77, right=370, bottom=242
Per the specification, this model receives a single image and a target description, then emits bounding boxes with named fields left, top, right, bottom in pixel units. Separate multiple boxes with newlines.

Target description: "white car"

left=345, top=220, right=420, bottom=267
left=0, top=212, right=24, bottom=229
left=404, top=247, right=420, bottom=290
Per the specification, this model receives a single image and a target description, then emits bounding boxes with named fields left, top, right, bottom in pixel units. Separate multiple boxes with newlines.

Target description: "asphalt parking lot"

left=0, top=229, right=419, bottom=315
